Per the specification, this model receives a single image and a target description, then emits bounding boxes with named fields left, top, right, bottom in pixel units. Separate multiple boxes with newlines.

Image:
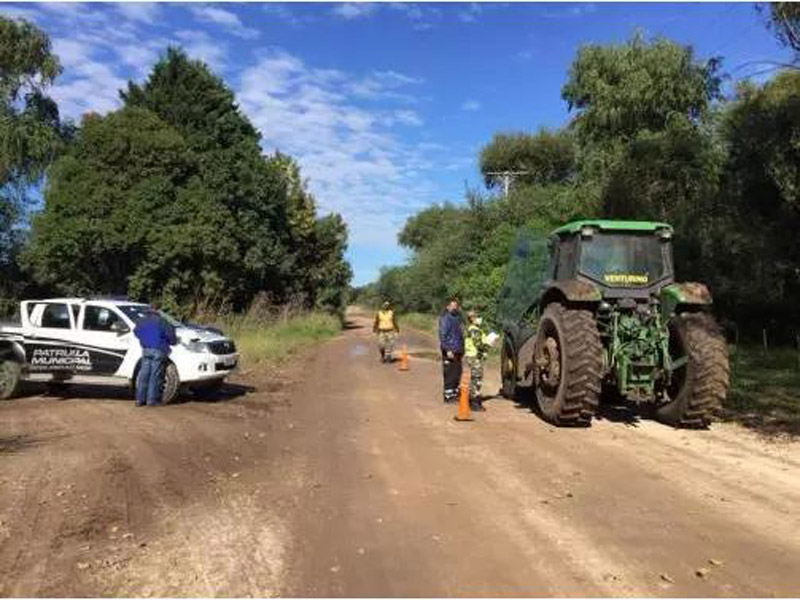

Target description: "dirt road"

left=1, top=309, right=799, bottom=597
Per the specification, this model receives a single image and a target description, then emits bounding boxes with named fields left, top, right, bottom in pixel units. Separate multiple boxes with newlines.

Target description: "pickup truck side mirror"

left=111, top=321, right=130, bottom=336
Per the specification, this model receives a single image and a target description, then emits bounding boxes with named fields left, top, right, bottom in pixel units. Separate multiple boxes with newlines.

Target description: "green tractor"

left=498, top=220, right=729, bottom=428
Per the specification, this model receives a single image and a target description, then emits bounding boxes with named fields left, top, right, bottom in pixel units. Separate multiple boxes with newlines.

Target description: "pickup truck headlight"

left=183, top=340, right=209, bottom=353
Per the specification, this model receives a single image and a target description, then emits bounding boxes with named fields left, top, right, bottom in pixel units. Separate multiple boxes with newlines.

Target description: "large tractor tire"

left=656, top=312, right=729, bottom=428
left=500, top=335, right=517, bottom=399
left=0, top=359, right=22, bottom=400
left=532, top=304, right=603, bottom=426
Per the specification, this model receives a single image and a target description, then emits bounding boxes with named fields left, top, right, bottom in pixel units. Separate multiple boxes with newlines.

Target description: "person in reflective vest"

left=465, top=310, right=491, bottom=411
left=373, top=301, right=399, bottom=363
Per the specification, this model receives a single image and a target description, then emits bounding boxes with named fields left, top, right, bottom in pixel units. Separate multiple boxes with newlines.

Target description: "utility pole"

left=485, top=170, right=529, bottom=197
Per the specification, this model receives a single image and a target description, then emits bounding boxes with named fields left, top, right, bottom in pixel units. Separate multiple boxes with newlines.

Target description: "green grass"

left=401, top=312, right=438, bottom=335
left=210, top=312, right=341, bottom=368
left=723, top=345, right=800, bottom=437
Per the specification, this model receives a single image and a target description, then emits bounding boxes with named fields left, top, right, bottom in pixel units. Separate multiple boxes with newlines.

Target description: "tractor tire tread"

left=546, top=304, right=603, bottom=426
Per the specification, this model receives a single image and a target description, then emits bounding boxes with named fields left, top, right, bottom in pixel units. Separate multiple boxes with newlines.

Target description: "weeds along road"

left=1, top=307, right=799, bottom=597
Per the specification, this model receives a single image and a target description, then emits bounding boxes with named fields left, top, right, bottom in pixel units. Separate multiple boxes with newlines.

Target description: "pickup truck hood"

left=175, top=325, right=229, bottom=344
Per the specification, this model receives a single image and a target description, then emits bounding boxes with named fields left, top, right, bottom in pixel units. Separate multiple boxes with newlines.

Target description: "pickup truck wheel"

left=161, top=362, right=180, bottom=405
left=0, top=359, right=22, bottom=400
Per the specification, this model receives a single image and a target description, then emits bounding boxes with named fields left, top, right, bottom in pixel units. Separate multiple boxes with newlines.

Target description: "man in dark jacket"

left=134, top=305, right=177, bottom=406
left=438, top=297, right=464, bottom=404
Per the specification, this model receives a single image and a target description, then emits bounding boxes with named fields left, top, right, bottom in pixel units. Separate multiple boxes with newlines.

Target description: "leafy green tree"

left=0, top=17, right=70, bottom=297
left=123, top=48, right=297, bottom=306
left=24, top=107, right=206, bottom=299
left=707, top=71, right=800, bottom=332
left=27, top=47, right=351, bottom=313
left=479, top=129, right=576, bottom=190
left=762, top=2, right=800, bottom=58
left=561, top=32, right=724, bottom=230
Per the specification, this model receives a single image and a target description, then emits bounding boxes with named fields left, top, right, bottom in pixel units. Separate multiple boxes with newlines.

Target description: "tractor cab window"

left=579, top=233, right=669, bottom=286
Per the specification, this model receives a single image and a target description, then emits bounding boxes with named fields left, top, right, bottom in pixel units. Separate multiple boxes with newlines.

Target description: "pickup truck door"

left=24, top=302, right=88, bottom=376
left=77, top=304, right=134, bottom=376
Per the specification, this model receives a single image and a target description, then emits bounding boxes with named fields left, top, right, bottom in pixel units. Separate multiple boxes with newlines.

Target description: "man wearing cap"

left=373, top=301, right=400, bottom=363
left=438, top=297, right=464, bottom=403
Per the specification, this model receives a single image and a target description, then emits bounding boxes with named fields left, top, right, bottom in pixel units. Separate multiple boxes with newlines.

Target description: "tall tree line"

left=366, top=27, right=799, bottom=342
left=0, top=18, right=351, bottom=315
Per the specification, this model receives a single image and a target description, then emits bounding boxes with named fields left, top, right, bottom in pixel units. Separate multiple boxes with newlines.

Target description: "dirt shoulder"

left=1, top=308, right=798, bottom=597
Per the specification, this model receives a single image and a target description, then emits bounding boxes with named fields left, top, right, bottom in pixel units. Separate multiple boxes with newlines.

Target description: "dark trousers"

left=441, top=350, right=463, bottom=401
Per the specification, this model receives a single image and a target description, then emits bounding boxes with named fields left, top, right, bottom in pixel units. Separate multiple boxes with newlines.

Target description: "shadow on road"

left=19, top=381, right=256, bottom=405
left=0, top=434, right=42, bottom=455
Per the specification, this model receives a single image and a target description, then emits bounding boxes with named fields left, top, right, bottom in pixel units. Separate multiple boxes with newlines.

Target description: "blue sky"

left=1, top=2, right=793, bottom=285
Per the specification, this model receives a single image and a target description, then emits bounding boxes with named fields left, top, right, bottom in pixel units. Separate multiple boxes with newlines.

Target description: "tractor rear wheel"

left=656, top=312, right=729, bottom=428
left=500, top=336, right=517, bottom=399
left=533, top=304, right=602, bottom=426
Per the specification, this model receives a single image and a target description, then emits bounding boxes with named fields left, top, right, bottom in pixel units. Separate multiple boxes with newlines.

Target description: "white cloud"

left=262, top=4, right=312, bottom=26
left=458, top=3, right=483, bottom=23
left=50, top=38, right=127, bottom=118
left=460, top=99, right=481, bottom=111
left=542, top=3, right=598, bottom=19
left=0, top=5, right=42, bottom=22
left=388, top=3, right=441, bottom=30
left=173, top=30, right=228, bottom=71
left=189, top=5, right=260, bottom=39
left=238, top=50, right=438, bottom=248
left=331, top=3, right=378, bottom=20
left=116, top=3, right=161, bottom=24
left=346, top=70, right=423, bottom=102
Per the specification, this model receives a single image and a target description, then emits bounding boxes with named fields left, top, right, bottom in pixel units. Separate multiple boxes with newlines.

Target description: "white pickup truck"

left=0, top=298, right=239, bottom=403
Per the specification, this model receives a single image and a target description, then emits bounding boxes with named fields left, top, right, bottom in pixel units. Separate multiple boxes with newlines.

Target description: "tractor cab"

left=549, top=220, right=675, bottom=299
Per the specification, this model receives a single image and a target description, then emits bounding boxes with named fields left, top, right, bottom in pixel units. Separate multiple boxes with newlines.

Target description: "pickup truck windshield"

left=119, top=305, right=183, bottom=327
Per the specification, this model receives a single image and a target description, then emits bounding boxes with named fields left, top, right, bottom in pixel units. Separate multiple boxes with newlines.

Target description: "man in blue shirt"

left=438, top=297, right=464, bottom=404
left=133, top=304, right=177, bottom=406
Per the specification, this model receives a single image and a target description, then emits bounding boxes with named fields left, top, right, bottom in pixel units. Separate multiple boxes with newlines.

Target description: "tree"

left=561, top=32, right=724, bottom=227
left=562, top=32, right=722, bottom=143
left=479, top=129, right=576, bottom=190
left=705, top=71, right=800, bottom=333
left=763, top=3, right=800, bottom=58
left=26, top=47, right=351, bottom=313
left=24, top=107, right=207, bottom=299
left=0, top=17, right=70, bottom=297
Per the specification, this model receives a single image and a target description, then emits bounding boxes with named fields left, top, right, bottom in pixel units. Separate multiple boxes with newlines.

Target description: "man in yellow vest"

left=465, top=310, right=491, bottom=411
left=373, top=301, right=399, bottom=363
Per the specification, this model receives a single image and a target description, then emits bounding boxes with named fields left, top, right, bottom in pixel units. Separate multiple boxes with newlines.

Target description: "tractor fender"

left=540, top=279, right=602, bottom=308
left=661, top=282, right=713, bottom=318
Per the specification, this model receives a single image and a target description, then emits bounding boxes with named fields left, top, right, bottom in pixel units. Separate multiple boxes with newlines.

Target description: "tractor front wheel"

left=656, top=312, right=729, bottom=428
left=533, top=304, right=602, bottom=426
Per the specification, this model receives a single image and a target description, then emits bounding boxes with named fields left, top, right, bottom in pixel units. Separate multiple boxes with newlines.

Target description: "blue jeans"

left=136, top=348, right=166, bottom=406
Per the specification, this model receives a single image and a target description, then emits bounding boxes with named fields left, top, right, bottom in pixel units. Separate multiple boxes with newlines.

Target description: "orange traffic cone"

left=454, top=369, right=473, bottom=422
left=399, top=345, right=409, bottom=371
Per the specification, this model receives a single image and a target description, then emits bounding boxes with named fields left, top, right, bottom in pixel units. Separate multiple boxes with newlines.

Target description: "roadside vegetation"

left=724, top=345, right=800, bottom=436
left=223, top=312, right=341, bottom=368
left=0, top=18, right=351, bottom=317
left=355, top=5, right=800, bottom=435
